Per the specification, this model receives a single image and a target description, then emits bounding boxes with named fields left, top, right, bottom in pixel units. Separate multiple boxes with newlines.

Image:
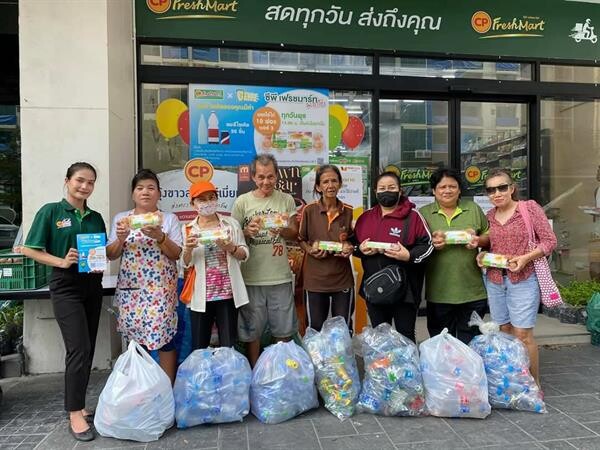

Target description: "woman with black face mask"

left=354, top=172, right=433, bottom=342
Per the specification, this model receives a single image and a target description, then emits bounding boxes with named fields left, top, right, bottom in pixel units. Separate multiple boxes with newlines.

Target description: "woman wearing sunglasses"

left=478, top=168, right=557, bottom=387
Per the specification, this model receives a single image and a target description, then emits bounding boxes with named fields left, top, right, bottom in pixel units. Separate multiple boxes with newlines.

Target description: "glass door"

left=379, top=98, right=449, bottom=203
left=460, top=101, right=529, bottom=199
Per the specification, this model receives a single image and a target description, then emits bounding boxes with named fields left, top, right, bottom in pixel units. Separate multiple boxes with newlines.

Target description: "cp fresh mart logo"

left=147, top=0, right=171, bottom=13
left=471, top=11, right=492, bottom=34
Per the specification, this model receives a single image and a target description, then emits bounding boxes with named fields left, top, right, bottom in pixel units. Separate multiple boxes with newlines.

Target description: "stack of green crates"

left=0, top=250, right=52, bottom=290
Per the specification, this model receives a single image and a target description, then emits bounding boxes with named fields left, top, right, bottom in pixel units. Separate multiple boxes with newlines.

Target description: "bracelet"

left=157, top=232, right=167, bottom=245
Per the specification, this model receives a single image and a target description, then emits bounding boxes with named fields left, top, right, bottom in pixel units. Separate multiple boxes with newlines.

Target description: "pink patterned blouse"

left=486, top=200, right=557, bottom=285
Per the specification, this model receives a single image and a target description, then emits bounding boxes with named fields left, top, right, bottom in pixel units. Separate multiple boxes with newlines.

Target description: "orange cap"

left=189, top=181, right=217, bottom=200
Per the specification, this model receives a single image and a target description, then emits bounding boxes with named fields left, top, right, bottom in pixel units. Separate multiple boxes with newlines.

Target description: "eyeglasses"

left=485, top=183, right=512, bottom=195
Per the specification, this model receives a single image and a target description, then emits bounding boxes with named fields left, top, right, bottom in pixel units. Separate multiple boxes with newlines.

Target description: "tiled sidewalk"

left=1, top=344, right=600, bottom=450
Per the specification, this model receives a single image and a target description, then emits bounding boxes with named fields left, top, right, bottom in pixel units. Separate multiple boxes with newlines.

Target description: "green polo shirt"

left=25, top=199, right=106, bottom=259
left=419, top=199, right=488, bottom=304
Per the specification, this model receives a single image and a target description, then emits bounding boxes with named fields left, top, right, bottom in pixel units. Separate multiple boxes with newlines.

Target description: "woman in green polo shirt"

left=21, top=162, right=105, bottom=442
left=419, top=168, right=489, bottom=344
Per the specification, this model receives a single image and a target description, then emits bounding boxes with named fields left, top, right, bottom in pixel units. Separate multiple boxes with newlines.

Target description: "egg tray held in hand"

left=481, top=253, right=510, bottom=269
left=194, top=228, right=229, bottom=245
left=128, top=213, right=162, bottom=229
left=355, top=323, right=426, bottom=417
left=260, top=213, right=288, bottom=230
left=365, top=241, right=393, bottom=252
left=468, top=313, right=546, bottom=413
left=314, top=241, right=344, bottom=253
left=303, top=316, right=361, bottom=420
left=445, top=230, right=472, bottom=245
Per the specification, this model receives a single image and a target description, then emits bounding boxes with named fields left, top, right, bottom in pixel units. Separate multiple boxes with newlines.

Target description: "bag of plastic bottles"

left=250, top=341, right=318, bottom=424
left=303, top=316, right=360, bottom=420
left=354, top=323, right=426, bottom=416
left=586, top=292, right=600, bottom=334
left=94, top=341, right=175, bottom=442
left=173, top=347, right=251, bottom=428
left=419, top=328, right=491, bottom=419
left=468, top=312, right=546, bottom=413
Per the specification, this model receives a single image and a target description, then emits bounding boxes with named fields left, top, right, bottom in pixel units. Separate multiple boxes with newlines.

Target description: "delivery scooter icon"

left=570, top=19, right=598, bottom=43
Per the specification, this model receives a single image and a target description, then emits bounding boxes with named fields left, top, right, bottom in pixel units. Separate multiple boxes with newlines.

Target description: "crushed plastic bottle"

left=468, top=312, right=546, bottom=413
left=173, top=347, right=251, bottom=428
left=354, top=323, right=426, bottom=416
left=250, top=341, right=318, bottom=424
left=303, top=316, right=361, bottom=420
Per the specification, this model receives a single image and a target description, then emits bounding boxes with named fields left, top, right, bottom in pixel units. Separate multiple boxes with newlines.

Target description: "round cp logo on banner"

left=471, top=11, right=492, bottom=34
left=184, top=158, right=215, bottom=184
left=146, top=0, right=171, bottom=14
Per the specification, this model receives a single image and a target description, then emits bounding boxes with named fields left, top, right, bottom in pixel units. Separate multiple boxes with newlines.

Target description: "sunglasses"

left=485, top=183, right=512, bottom=195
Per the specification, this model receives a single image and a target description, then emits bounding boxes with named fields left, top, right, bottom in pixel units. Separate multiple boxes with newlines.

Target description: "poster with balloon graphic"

left=187, top=84, right=330, bottom=166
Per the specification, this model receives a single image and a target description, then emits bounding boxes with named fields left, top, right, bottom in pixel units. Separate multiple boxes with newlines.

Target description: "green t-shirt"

left=232, top=190, right=296, bottom=285
left=24, top=199, right=106, bottom=258
left=419, top=199, right=488, bottom=304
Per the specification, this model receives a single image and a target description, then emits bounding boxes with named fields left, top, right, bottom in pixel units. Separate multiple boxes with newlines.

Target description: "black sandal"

left=69, top=424, right=95, bottom=442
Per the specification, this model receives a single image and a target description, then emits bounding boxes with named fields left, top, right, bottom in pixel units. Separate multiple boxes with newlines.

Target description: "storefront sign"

left=188, top=84, right=329, bottom=166
left=136, top=0, right=600, bottom=61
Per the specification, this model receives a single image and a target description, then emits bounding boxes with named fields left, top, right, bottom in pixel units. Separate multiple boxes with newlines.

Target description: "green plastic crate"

left=0, top=250, right=52, bottom=290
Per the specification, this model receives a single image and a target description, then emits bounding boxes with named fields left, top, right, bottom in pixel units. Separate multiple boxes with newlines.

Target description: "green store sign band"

left=138, top=0, right=600, bottom=61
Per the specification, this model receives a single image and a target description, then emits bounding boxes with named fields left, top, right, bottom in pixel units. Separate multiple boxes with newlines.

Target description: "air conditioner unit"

left=414, top=149, right=432, bottom=158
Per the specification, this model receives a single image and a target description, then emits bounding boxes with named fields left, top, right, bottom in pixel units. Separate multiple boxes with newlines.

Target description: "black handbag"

left=363, top=264, right=407, bottom=305
left=362, top=214, right=411, bottom=305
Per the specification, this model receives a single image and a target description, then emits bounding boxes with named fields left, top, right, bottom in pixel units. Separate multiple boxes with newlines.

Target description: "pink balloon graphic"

left=178, top=110, right=190, bottom=145
left=342, top=116, right=365, bottom=149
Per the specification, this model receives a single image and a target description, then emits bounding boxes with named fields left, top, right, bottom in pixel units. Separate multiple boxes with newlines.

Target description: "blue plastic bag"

left=355, top=323, right=426, bottom=416
left=303, top=316, right=360, bottom=420
left=468, top=312, right=546, bottom=413
left=250, top=341, right=318, bottom=424
left=174, top=347, right=251, bottom=427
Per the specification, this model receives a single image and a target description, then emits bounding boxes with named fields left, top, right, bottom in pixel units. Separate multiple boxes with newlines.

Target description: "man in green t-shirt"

left=232, top=154, right=298, bottom=366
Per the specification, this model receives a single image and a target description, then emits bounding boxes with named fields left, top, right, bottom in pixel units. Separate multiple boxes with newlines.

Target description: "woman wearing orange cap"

left=106, top=169, right=183, bottom=383
left=181, top=181, right=249, bottom=350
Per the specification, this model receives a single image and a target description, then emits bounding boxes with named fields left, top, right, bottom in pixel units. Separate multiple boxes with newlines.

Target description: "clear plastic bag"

left=419, top=328, right=491, bottom=419
left=354, top=323, right=426, bottom=416
left=173, top=347, right=251, bottom=428
left=94, top=341, right=175, bottom=442
left=468, top=312, right=546, bottom=413
left=303, top=316, right=360, bottom=420
left=250, top=341, right=318, bottom=424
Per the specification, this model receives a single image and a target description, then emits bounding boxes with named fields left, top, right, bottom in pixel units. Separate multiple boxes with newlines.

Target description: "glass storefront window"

left=541, top=99, right=600, bottom=281
left=460, top=101, right=528, bottom=198
left=0, top=105, right=20, bottom=249
left=540, top=64, right=600, bottom=83
left=379, top=99, right=449, bottom=196
left=140, top=45, right=373, bottom=74
left=380, top=57, right=532, bottom=81
left=140, top=84, right=188, bottom=172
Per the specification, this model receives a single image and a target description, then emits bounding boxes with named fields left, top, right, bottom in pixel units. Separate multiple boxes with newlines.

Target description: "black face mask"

left=376, top=191, right=400, bottom=207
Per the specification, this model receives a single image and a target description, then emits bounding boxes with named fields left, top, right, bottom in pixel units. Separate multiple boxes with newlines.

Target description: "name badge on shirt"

left=56, top=218, right=72, bottom=229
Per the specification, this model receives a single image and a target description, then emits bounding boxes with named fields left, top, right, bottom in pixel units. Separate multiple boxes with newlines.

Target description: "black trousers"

left=366, top=301, right=419, bottom=343
left=426, top=299, right=488, bottom=344
left=49, top=268, right=103, bottom=412
left=190, top=300, right=237, bottom=349
left=305, top=288, right=354, bottom=332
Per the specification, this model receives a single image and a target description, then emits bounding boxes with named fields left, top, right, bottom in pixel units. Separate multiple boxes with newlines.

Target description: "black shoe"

left=69, top=424, right=95, bottom=442
left=84, top=411, right=95, bottom=424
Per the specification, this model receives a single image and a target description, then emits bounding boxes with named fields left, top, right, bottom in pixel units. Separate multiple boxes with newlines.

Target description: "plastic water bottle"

left=197, top=113, right=208, bottom=144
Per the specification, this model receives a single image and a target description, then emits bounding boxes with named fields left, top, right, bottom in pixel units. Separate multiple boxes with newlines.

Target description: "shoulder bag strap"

left=517, top=200, right=535, bottom=243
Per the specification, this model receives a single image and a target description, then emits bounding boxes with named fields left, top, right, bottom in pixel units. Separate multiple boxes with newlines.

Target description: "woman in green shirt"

left=21, top=162, right=106, bottom=442
left=419, top=168, right=489, bottom=343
